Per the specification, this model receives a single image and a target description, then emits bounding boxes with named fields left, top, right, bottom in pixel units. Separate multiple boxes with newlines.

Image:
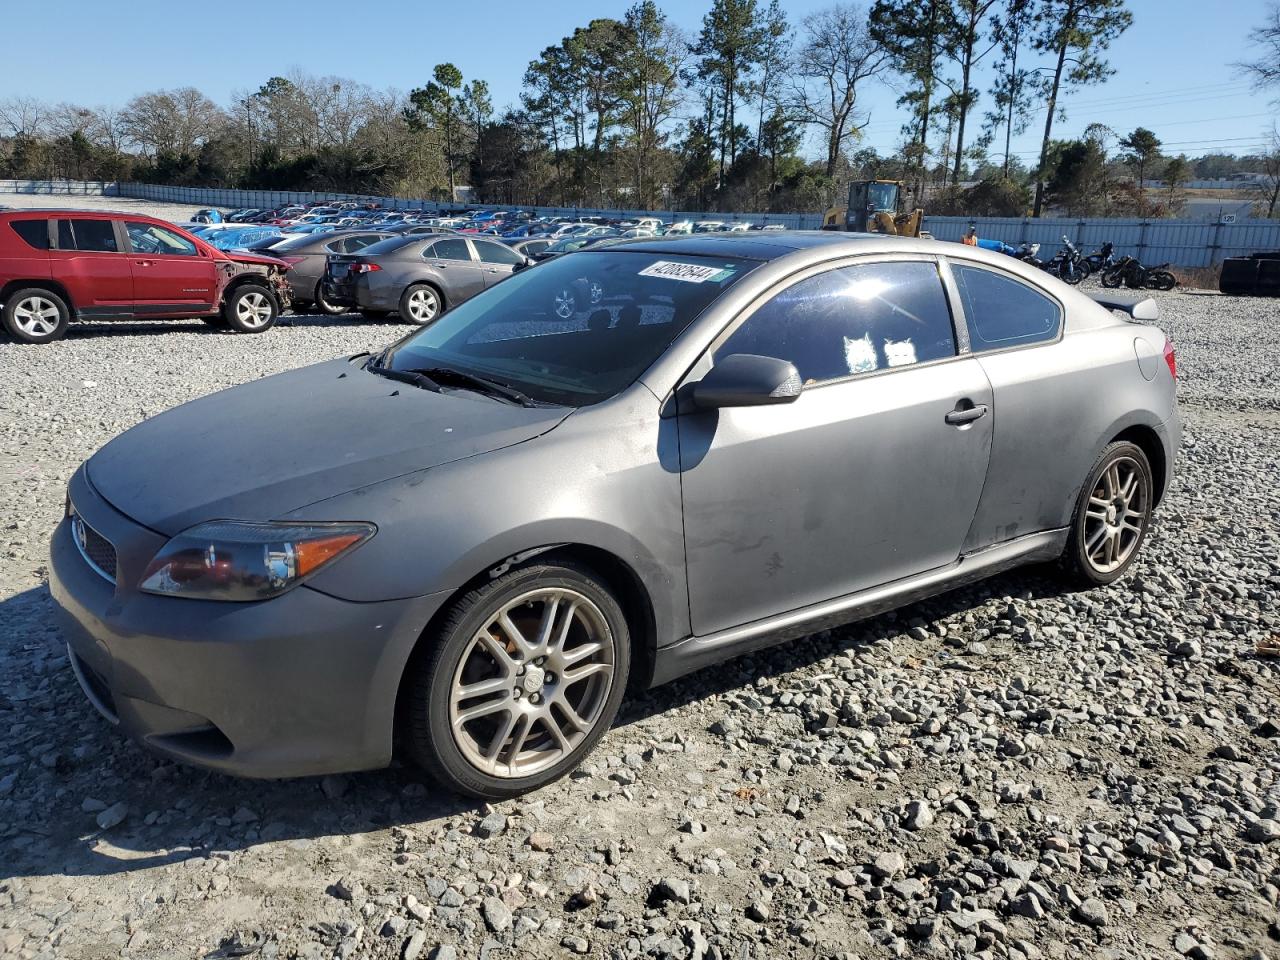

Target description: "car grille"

left=71, top=509, right=117, bottom=584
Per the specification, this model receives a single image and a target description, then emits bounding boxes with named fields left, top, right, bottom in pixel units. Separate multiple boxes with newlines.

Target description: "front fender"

left=287, top=397, right=690, bottom=647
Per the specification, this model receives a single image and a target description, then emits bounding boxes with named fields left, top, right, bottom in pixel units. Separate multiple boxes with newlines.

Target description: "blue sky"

left=6, top=0, right=1277, bottom=160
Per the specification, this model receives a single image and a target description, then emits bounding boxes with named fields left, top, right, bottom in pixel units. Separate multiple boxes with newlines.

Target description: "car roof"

left=603, top=230, right=1004, bottom=263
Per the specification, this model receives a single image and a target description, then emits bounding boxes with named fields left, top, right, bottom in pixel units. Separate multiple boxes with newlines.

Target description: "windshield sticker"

left=639, top=260, right=736, bottom=283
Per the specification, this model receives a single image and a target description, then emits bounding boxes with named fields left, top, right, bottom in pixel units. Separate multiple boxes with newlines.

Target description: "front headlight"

left=139, top=521, right=375, bottom=601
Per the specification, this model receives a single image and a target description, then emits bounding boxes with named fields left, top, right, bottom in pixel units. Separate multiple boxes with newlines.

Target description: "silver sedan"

left=50, top=233, right=1178, bottom=799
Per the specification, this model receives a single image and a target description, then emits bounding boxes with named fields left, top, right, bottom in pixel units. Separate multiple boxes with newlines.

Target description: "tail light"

left=1163, top=339, right=1177, bottom=380
left=354, top=262, right=381, bottom=274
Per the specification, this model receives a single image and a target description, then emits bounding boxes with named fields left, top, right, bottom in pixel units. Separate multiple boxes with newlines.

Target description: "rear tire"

left=222, top=284, right=278, bottom=333
left=313, top=283, right=347, bottom=315
left=399, top=283, right=441, bottom=326
left=1060, top=441, right=1154, bottom=587
left=3, top=288, right=70, bottom=344
left=403, top=560, right=631, bottom=800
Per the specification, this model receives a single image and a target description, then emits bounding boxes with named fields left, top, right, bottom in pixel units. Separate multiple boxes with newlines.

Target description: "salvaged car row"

left=0, top=204, right=786, bottom=343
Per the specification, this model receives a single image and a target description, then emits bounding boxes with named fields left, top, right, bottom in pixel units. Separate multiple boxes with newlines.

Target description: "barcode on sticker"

left=638, top=260, right=734, bottom=283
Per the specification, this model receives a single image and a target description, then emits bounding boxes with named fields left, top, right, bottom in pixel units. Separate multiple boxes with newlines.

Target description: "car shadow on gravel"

left=59, top=313, right=386, bottom=339
left=3, top=564, right=1076, bottom=881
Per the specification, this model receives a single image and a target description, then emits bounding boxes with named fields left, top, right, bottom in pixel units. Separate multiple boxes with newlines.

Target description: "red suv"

left=0, top=210, right=293, bottom=344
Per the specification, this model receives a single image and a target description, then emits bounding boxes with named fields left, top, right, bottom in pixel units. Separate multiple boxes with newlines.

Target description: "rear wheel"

left=3, top=288, right=70, bottom=344
left=1061, top=441, right=1153, bottom=586
left=399, top=284, right=441, bottom=325
left=223, top=284, right=278, bottom=333
left=1147, top=270, right=1177, bottom=291
left=404, top=560, right=630, bottom=799
left=313, top=282, right=347, bottom=315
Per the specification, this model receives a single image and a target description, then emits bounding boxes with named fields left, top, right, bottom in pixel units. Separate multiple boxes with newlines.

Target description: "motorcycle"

left=1101, top=256, right=1177, bottom=291
left=1047, top=235, right=1091, bottom=285
left=1084, top=241, right=1115, bottom=275
left=1012, top=241, right=1044, bottom=269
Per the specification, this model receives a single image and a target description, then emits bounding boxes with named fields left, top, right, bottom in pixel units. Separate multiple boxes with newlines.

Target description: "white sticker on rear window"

left=639, top=260, right=735, bottom=283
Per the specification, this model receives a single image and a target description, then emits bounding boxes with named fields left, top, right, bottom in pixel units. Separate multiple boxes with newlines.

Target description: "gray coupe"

left=49, top=233, right=1179, bottom=799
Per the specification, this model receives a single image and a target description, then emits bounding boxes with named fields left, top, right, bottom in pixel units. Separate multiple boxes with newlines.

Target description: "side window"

left=9, top=219, right=51, bottom=250
left=474, top=241, right=523, bottom=265
left=339, top=234, right=376, bottom=253
left=58, top=219, right=120, bottom=252
left=426, top=238, right=472, bottom=262
left=125, top=222, right=198, bottom=256
left=714, top=261, right=957, bottom=384
left=950, top=264, right=1062, bottom=351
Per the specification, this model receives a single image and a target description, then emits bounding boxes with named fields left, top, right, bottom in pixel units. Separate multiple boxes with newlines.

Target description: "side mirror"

left=691, top=353, right=802, bottom=409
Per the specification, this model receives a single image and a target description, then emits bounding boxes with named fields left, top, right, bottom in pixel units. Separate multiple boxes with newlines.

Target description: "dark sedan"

left=270, top=230, right=396, bottom=314
left=324, top=234, right=530, bottom=324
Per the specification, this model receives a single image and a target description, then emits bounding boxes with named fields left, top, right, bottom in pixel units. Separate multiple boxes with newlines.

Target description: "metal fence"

left=922, top=216, right=1280, bottom=268
left=4, top=180, right=1280, bottom=267
left=0, top=179, right=116, bottom=195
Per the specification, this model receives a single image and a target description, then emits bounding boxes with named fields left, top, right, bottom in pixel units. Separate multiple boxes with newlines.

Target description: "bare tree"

left=0, top=96, right=50, bottom=139
left=790, top=4, right=890, bottom=178
left=1252, top=127, right=1280, bottom=218
left=121, top=88, right=225, bottom=157
left=1240, top=2, right=1280, bottom=89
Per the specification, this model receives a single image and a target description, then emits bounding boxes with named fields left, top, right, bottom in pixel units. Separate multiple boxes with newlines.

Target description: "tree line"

left=1, top=0, right=1278, bottom=218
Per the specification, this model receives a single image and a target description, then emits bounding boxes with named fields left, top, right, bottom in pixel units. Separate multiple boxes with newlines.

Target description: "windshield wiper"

left=365, top=355, right=441, bottom=393
left=400, top=366, right=541, bottom=407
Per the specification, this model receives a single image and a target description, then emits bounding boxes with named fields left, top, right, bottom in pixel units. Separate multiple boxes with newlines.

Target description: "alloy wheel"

left=13, top=296, right=60, bottom=337
left=448, top=587, right=616, bottom=778
left=236, top=292, right=274, bottom=329
left=1082, top=455, right=1149, bottom=574
left=408, top=288, right=439, bottom=323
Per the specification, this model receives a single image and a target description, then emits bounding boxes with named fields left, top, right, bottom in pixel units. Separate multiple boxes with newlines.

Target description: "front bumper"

left=49, top=467, right=448, bottom=778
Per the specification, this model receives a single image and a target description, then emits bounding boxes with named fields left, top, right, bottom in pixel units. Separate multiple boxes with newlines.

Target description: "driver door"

left=124, top=221, right=217, bottom=312
left=677, top=258, right=994, bottom=637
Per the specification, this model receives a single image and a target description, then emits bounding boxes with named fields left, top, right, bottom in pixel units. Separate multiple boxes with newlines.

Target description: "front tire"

left=404, top=560, right=631, bottom=799
left=398, top=283, right=441, bottom=326
left=3, top=288, right=70, bottom=344
left=1061, top=441, right=1154, bottom=586
left=223, top=284, right=278, bottom=333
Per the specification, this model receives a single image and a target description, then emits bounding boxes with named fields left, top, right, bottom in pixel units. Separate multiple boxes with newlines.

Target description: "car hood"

left=221, top=250, right=289, bottom=268
left=87, top=356, right=571, bottom=534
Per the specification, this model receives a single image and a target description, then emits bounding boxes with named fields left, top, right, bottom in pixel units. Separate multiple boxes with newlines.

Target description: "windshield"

left=381, top=251, right=759, bottom=407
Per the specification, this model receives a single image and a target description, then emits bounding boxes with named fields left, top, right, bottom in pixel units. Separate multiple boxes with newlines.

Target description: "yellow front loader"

left=821, top=180, right=926, bottom=238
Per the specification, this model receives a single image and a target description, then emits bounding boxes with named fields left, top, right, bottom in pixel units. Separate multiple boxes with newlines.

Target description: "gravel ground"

left=1, top=263, right=1278, bottom=960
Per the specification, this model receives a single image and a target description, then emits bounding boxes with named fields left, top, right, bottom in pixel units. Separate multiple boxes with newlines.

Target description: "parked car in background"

left=0, top=210, right=292, bottom=342
left=510, top=238, right=553, bottom=259
left=323, top=234, right=529, bottom=324
left=202, top=226, right=285, bottom=251
left=271, top=230, right=397, bottom=314
left=48, top=233, right=1178, bottom=798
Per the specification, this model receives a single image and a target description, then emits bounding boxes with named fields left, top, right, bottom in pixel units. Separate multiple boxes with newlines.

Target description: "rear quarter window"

left=9, top=219, right=51, bottom=250
left=950, top=263, right=1062, bottom=351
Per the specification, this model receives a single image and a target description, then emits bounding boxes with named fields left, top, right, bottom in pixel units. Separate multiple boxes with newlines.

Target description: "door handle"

left=945, top=402, right=988, bottom=425
left=135, top=260, right=153, bottom=267
left=485, top=267, right=499, bottom=273
left=433, top=262, right=448, bottom=268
